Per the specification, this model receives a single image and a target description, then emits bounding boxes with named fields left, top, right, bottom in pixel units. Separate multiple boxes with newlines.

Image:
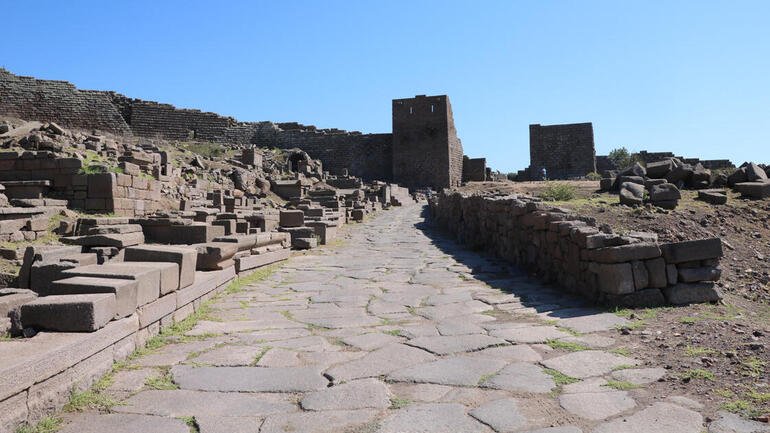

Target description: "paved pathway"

left=60, top=205, right=715, bottom=433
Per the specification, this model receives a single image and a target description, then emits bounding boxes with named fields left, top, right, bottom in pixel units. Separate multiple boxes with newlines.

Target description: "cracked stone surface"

left=57, top=205, right=718, bottom=433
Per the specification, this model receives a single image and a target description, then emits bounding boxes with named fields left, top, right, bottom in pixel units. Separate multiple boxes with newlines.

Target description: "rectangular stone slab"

left=124, top=245, right=197, bottom=289
left=660, top=238, right=722, bottom=263
left=49, top=276, right=139, bottom=319
left=21, top=293, right=116, bottom=332
left=105, top=262, right=180, bottom=295
left=60, top=232, right=145, bottom=248
left=235, top=248, right=290, bottom=272
left=62, top=264, right=161, bottom=306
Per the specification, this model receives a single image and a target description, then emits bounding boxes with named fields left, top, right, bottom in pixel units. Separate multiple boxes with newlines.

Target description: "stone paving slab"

left=53, top=205, right=719, bottom=433
left=377, top=403, right=493, bottom=433
left=171, top=365, right=329, bottom=392
left=114, top=390, right=296, bottom=417
left=59, top=413, right=189, bottom=433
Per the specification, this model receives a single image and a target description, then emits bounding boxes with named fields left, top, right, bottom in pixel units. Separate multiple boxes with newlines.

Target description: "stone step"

left=20, top=293, right=116, bottom=332
left=85, top=224, right=143, bottom=235
left=234, top=248, right=290, bottom=273
left=60, top=232, right=145, bottom=248
left=124, top=245, right=198, bottom=289
left=62, top=264, right=162, bottom=306
left=49, top=276, right=139, bottom=318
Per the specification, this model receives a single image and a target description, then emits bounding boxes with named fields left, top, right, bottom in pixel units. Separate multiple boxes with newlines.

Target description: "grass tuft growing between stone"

left=15, top=417, right=62, bottom=433
left=543, top=368, right=579, bottom=386
left=539, top=182, right=576, bottom=201
left=546, top=339, right=589, bottom=352
left=145, top=368, right=179, bottom=390
left=605, top=380, right=640, bottom=390
left=389, top=397, right=412, bottom=409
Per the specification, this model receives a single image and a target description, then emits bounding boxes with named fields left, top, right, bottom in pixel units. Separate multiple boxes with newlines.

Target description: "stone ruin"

left=518, top=121, right=741, bottom=182
left=605, top=159, right=770, bottom=209
left=0, top=69, right=493, bottom=191
left=430, top=191, right=724, bottom=307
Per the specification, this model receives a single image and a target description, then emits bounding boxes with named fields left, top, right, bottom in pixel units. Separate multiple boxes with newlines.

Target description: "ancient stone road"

left=60, top=205, right=710, bottom=433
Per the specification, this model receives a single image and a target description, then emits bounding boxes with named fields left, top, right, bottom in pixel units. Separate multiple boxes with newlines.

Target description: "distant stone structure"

left=528, top=122, right=596, bottom=179
left=392, top=95, right=464, bottom=189
left=0, top=70, right=472, bottom=189
left=462, top=156, right=487, bottom=182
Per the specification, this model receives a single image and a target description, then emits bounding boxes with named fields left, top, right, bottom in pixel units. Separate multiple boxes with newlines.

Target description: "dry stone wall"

left=430, top=192, right=724, bottom=307
left=0, top=69, right=131, bottom=135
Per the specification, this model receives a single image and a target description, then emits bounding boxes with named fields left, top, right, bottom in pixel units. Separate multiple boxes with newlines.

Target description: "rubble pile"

left=602, top=159, right=770, bottom=208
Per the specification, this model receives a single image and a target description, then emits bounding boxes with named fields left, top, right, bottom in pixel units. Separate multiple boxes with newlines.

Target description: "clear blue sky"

left=4, top=1, right=768, bottom=172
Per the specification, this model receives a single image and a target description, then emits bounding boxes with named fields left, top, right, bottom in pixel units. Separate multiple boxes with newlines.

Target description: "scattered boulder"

left=621, top=162, right=647, bottom=178
left=697, top=189, right=728, bottom=205
left=727, top=166, right=747, bottom=186
left=649, top=183, right=681, bottom=202
left=689, top=163, right=711, bottom=189
left=745, top=162, right=768, bottom=181
left=645, top=159, right=673, bottom=179
left=619, top=182, right=645, bottom=206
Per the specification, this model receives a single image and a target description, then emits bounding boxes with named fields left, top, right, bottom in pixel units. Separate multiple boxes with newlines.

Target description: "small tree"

left=607, top=147, right=640, bottom=170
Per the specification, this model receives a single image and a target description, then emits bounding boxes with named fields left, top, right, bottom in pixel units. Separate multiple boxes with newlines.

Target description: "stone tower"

left=392, top=95, right=464, bottom=190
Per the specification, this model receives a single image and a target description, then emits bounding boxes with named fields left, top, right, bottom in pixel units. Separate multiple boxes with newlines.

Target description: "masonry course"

left=1, top=69, right=468, bottom=189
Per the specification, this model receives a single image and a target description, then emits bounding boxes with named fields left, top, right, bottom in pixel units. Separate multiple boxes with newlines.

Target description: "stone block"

left=0, top=288, right=38, bottom=318
left=599, top=178, right=614, bottom=191
left=193, top=242, right=238, bottom=271
left=645, top=160, right=673, bottom=179
left=649, top=183, right=681, bottom=202
left=279, top=210, right=304, bottom=228
left=631, top=260, right=648, bottom=290
left=697, top=189, right=728, bottom=205
left=87, top=173, right=117, bottom=199
left=105, top=262, right=179, bottom=295
left=60, top=231, right=145, bottom=248
left=663, top=282, right=722, bottom=305
left=619, top=182, right=644, bottom=206
left=677, top=267, right=721, bottom=283
left=614, top=289, right=666, bottom=308
left=660, top=238, right=722, bottom=263
left=19, top=245, right=82, bottom=289
left=212, top=234, right=259, bottom=252
left=733, top=181, right=770, bottom=199
left=587, top=243, right=661, bottom=263
left=49, top=276, right=139, bottom=319
left=62, top=264, right=161, bottom=306
left=235, top=248, right=290, bottom=272
left=85, top=224, right=143, bottom=235
left=30, top=260, right=79, bottom=295
left=644, top=257, right=667, bottom=288
left=26, top=217, right=48, bottom=232
left=21, top=293, right=116, bottom=332
left=124, top=245, right=198, bottom=289
left=589, top=262, right=635, bottom=295
left=292, top=237, right=317, bottom=250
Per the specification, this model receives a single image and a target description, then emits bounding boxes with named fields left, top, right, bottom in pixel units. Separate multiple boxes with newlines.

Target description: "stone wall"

left=430, top=191, right=724, bottom=307
left=0, top=69, right=131, bottom=135
left=1, top=70, right=466, bottom=189
left=597, top=151, right=734, bottom=173
left=0, top=266, right=236, bottom=432
left=529, top=122, right=596, bottom=179
left=0, top=151, right=161, bottom=216
left=462, top=157, right=487, bottom=182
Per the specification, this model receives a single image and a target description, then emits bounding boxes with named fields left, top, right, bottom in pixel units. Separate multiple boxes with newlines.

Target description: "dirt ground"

left=458, top=180, right=770, bottom=421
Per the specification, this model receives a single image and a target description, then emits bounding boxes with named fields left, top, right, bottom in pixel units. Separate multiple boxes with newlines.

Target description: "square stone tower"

left=392, top=95, right=464, bottom=189
left=529, top=122, right=596, bottom=179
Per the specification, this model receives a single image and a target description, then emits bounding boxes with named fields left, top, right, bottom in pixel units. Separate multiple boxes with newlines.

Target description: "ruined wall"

left=0, top=69, right=131, bottom=135
left=0, top=151, right=161, bottom=216
left=128, top=101, right=235, bottom=142
left=250, top=123, right=393, bottom=181
left=430, top=192, right=724, bottom=307
left=597, top=150, right=735, bottom=173
left=392, top=95, right=463, bottom=189
left=529, top=122, right=596, bottom=179
left=462, top=157, right=487, bottom=182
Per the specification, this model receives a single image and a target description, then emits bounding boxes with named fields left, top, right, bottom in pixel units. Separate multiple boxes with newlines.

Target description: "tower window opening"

left=430, top=104, right=435, bottom=113
left=409, top=106, right=413, bottom=114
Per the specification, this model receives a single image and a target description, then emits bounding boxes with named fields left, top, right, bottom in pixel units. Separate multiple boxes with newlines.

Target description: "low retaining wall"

left=429, top=192, right=723, bottom=307
left=0, top=264, right=248, bottom=432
